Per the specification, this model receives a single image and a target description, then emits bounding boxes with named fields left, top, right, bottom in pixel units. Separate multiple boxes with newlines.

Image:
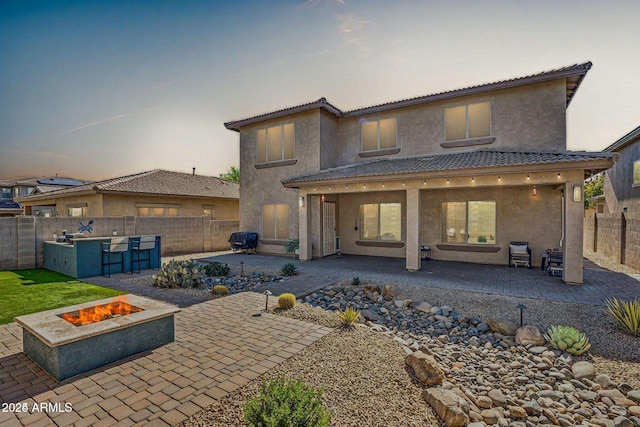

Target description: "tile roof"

left=16, top=170, right=239, bottom=202
left=225, top=62, right=592, bottom=131
left=603, top=125, right=640, bottom=152
left=282, top=149, right=617, bottom=186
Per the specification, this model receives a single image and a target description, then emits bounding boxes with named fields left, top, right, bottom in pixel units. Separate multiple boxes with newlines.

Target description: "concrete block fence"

left=584, top=211, right=640, bottom=270
left=0, top=216, right=239, bottom=270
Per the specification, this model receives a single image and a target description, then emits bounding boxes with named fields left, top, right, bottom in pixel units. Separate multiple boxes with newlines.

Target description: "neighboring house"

left=225, top=62, right=616, bottom=284
left=15, top=169, right=239, bottom=220
left=0, top=177, right=91, bottom=217
left=600, top=125, right=640, bottom=213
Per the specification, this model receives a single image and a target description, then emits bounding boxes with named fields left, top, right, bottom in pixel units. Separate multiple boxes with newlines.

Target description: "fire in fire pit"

left=59, top=295, right=143, bottom=326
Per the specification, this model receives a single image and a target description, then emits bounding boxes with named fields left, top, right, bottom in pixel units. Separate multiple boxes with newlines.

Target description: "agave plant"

left=336, top=307, right=360, bottom=329
left=606, top=297, right=640, bottom=336
left=544, top=325, right=591, bottom=356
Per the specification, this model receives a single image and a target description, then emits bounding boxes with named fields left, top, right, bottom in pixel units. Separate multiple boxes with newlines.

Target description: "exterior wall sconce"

left=298, top=196, right=305, bottom=208
left=557, top=173, right=561, bottom=179
left=471, top=177, right=475, bottom=182
left=363, top=183, right=366, bottom=189
left=526, top=174, right=530, bottom=180
left=498, top=176, right=501, bottom=181
left=423, top=179, right=427, bottom=185
left=446, top=178, right=450, bottom=183
left=516, top=304, right=527, bottom=326
left=321, top=194, right=325, bottom=202
left=382, top=182, right=385, bottom=188
left=573, top=185, right=582, bottom=202
left=531, top=186, right=537, bottom=197
left=402, top=181, right=406, bottom=186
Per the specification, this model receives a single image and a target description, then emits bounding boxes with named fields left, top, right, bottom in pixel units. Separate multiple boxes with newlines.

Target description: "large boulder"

left=486, top=318, right=519, bottom=336
left=515, top=325, right=546, bottom=346
left=422, top=388, right=470, bottom=427
left=406, top=351, right=444, bottom=386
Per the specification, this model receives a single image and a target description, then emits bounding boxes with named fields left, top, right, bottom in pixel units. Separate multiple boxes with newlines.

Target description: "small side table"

left=421, top=245, right=431, bottom=261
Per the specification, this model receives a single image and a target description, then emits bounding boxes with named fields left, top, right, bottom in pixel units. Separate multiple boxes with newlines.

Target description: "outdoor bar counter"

left=43, top=235, right=161, bottom=279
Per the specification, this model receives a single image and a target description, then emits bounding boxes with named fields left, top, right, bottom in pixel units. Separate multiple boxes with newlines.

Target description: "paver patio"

left=205, top=253, right=640, bottom=306
left=0, top=292, right=331, bottom=426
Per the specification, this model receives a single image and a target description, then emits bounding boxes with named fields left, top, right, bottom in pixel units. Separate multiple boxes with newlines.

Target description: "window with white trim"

left=262, top=204, right=289, bottom=240
left=360, top=203, right=401, bottom=241
left=442, top=201, right=496, bottom=244
left=445, top=101, right=491, bottom=141
left=361, top=118, right=397, bottom=152
left=257, top=123, right=295, bottom=163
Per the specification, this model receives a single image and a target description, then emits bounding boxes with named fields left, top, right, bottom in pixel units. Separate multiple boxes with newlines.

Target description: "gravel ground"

left=584, top=247, right=640, bottom=275
left=182, top=304, right=442, bottom=427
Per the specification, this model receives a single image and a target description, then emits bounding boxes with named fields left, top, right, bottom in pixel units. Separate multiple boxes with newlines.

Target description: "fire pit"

left=14, top=295, right=180, bottom=381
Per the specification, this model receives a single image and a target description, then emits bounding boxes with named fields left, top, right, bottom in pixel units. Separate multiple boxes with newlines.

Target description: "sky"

left=1, top=0, right=639, bottom=181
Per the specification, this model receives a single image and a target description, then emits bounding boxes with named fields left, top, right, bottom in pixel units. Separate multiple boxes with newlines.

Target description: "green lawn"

left=0, top=269, right=123, bottom=324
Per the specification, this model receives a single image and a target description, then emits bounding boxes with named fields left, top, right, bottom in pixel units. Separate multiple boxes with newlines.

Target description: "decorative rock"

left=508, top=405, right=527, bottom=418
left=486, top=318, right=518, bottom=336
left=422, top=388, right=470, bottom=427
left=410, top=300, right=432, bottom=313
left=360, top=309, right=380, bottom=322
left=467, top=423, right=486, bottom=427
left=488, top=389, right=507, bottom=408
left=572, top=361, right=596, bottom=381
left=528, top=346, right=548, bottom=355
left=613, top=416, right=633, bottom=427
left=480, top=409, right=499, bottom=425
left=628, top=390, right=640, bottom=403
left=522, top=400, right=542, bottom=416
left=515, top=325, right=546, bottom=346
left=406, top=351, right=444, bottom=386
left=629, top=406, right=640, bottom=417
left=600, top=389, right=626, bottom=400
left=596, top=374, right=618, bottom=390
left=477, top=396, right=493, bottom=409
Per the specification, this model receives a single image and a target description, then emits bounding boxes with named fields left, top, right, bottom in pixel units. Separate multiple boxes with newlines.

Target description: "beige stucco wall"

left=238, top=109, right=322, bottom=255
left=337, top=191, right=407, bottom=258
left=420, top=185, right=563, bottom=267
left=101, top=194, right=239, bottom=220
left=331, top=80, right=567, bottom=167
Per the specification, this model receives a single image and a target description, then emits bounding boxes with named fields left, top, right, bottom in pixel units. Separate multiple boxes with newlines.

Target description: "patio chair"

left=509, top=241, right=531, bottom=268
left=102, top=236, right=130, bottom=277
left=547, top=250, right=564, bottom=277
left=131, top=235, right=159, bottom=274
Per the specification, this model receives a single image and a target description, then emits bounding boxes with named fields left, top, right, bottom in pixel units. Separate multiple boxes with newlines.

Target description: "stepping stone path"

left=302, top=282, right=640, bottom=427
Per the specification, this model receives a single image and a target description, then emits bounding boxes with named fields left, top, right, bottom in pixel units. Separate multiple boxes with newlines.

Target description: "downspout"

left=559, top=194, right=565, bottom=248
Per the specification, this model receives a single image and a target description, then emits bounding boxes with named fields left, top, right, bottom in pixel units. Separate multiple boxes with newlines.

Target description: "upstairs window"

left=257, top=123, right=295, bottom=163
left=442, top=201, right=496, bottom=244
left=1, top=188, right=10, bottom=199
left=360, top=203, right=401, bottom=241
left=445, top=101, right=491, bottom=141
left=262, top=204, right=289, bottom=240
left=361, top=118, right=397, bottom=152
left=634, top=160, right=640, bottom=186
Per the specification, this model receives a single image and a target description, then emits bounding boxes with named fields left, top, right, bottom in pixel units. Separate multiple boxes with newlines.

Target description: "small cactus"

left=278, top=293, right=296, bottom=309
left=351, top=276, right=360, bottom=286
left=212, top=285, right=228, bottom=296
left=151, top=260, right=204, bottom=289
left=544, top=325, right=591, bottom=356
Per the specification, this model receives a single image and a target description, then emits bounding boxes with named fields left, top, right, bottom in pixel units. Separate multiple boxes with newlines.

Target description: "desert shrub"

left=152, top=260, right=203, bottom=289
left=281, top=263, right=297, bottom=276
left=543, top=325, right=591, bottom=355
left=212, top=285, right=228, bottom=296
left=244, top=375, right=331, bottom=427
left=285, top=239, right=299, bottom=258
left=278, top=293, right=296, bottom=309
left=336, top=307, right=360, bottom=329
left=203, top=262, right=230, bottom=277
left=606, top=297, right=640, bottom=336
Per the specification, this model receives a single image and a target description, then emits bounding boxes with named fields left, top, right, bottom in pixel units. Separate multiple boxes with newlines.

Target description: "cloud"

left=338, top=14, right=372, bottom=57
left=142, top=79, right=180, bottom=92
left=50, top=113, right=134, bottom=139
left=300, top=0, right=345, bottom=9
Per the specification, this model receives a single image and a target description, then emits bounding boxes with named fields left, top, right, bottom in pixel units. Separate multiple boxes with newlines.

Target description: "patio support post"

left=563, top=179, right=584, bottom=284
left=406, top=188, right=421, bottom=272
left=298, top=192, right=312, bottom=261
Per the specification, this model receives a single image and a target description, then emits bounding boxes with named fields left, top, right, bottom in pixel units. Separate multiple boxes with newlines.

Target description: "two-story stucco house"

left=225, top=62, right=616, bottom=284
left=601, top=125, right=640, bottom=213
